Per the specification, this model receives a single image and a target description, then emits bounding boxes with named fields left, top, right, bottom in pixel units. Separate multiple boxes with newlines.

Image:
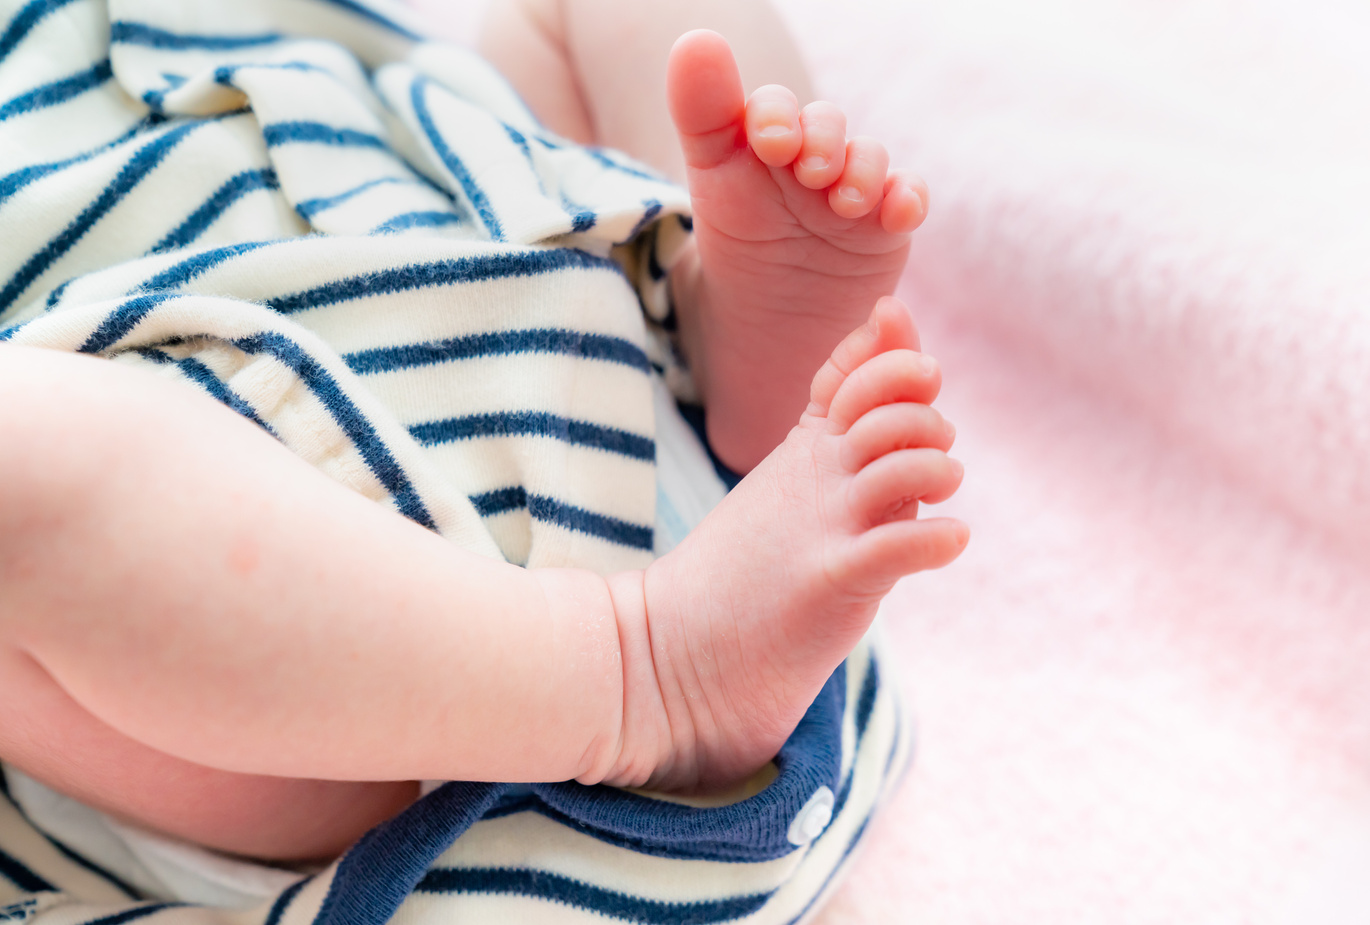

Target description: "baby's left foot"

left=600, top=298, right=966, bottom=792
left=667, top=30, right=928, bottom=471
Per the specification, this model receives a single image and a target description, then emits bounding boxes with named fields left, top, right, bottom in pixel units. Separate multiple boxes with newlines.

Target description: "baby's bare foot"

left=603, top=298, right=966, bottom=792
left=667, top=30, right=929, bottom=471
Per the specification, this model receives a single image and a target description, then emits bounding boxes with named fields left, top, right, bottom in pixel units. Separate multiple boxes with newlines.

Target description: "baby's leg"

left=0, top=299, right=960, bottom=855
left=0, top=345, right=627, bottom=860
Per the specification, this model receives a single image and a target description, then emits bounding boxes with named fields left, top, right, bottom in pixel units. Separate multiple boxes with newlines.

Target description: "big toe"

left=667, top=30, right=746, bottom=169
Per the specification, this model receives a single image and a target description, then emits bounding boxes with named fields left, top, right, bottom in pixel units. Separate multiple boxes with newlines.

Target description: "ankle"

left=588, top=569, right=680, bottom=788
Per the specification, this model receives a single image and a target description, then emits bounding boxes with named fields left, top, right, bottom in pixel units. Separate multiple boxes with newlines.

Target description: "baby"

left=0, top=0, right=965, bottom=873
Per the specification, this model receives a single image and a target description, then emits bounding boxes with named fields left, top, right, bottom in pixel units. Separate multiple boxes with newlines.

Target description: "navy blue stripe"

left=317, top=0, right=422, bottom=39
left=83, top=904, right=184, bottom=925
left=853, top=654, right=880, bottom=739
left=141, top=86, right=167, bottom=115
left=268, top=249, right=621, bottom=316
left=174, top=356, right=274, bottom=432
left=783, top=812, right=875, bottom=925
left=344, top=327, right=650, bottom=375
left=617, top=199, right=662, bottom=246
left=0, top=846, right=55, bottom=892
left=409, top=77, right=503, bottom=241
left=77, top=293, right=174, bottom=353
left=44, top=277, right=72, bottom=309
left=264, top=875, right=310, bottom=925
left=135, top=240, right=272, bottom=293
left=559, top=188, right=597, bottom=233
left=371, top=210, right=461, bottom=234
left=230, top=331, right=436, bottom=530
left=44, top=837, right=143, bottom=899
left=470, top=485, right=527, bottom=517
left=411, top=412, right=653, bottom=462
left=314, top=782, right=505, bottom=925
left=0, top=116, right=148, bottom=209
left=213, top=61, right=327, bottom=85
left=462, top=486, right=650, bottom=549
left=110, top=21, right=283, bottom=49
left=136, top=349, right=275, bottom=434
left=568, top=205, right=595, bottom=233
left=262, top=121, right=388, bottom=150
left=0, top=58, right=111, bottom=122
left=0, top=121, right=197, bottom=312
left=0, top=0, right=80, bottom=64
left=148, top=167, right=280, bottom=254
left=528, top=494, right=652, bottom=550
left=416, top=867, right=770, bottom=925
left=502, top=124, right=532, bottom=162
left=782, top=681, right=899, bottom=925
left=0, top=771, right=140, bottom=895
left=296, top=176, right=412, bottom=218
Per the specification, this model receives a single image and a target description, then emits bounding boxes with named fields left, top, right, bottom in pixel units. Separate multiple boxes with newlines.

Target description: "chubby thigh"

left=0, top=649, right=418, bottom=861
left=0, top=345, right=624, bottom=862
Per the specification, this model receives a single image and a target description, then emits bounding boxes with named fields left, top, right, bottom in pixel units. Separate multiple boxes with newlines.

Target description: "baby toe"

left=809, top=297, right=921, bottom=413
left=745, top=85, right=802, bottom=167
left=879, top=170, right=930, bottom=233
left=836, top=518, right=970, bottom=594
left=826, top=348, right=942, bottom=434
left=793, top=101, right=847, bottom=189
left=827, top=136, right=889, bottom=219
left=848, top=449, right=964, bottom=527
left=840, top=403, right=955, bottom=472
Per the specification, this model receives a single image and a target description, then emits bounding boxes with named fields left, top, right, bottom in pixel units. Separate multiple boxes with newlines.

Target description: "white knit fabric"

left=0, top=0, right=695, bottom=575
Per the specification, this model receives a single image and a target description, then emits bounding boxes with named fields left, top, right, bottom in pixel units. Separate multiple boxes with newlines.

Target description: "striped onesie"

left=0, top=0, right=910, bottom=922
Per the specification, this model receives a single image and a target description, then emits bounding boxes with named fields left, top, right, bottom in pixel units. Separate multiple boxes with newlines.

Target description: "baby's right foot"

left=666, top=31, right=929, bottom=472
left=601, top=297, right=967, bottom=792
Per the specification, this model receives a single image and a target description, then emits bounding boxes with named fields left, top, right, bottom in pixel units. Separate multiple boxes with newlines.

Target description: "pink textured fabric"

left=411, top=1, right=1370, bottom=920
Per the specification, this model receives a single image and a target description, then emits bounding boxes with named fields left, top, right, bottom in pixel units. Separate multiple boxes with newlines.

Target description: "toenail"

left=949, top=458, right=964, bottom=479
left=758, top=124, right=790, bottom=138
left=837, top=185, right=862, bottom=202
left=800, top=155, right=829, bottom=171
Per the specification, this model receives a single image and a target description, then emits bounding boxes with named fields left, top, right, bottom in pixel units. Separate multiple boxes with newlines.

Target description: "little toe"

left=809, top=297, right=922, bottom=412
left=879, top=170, right=930, bottom=234
left=827, top=137, right=889, bottom=220
left=745, top=85, right=802, bottom=167
left=838, top=518, right=970, bottom=595
left=840, top=403, right=955, bottom=472
left=793, top=101, right=847, bottom=189
left=848, top=449, right=964, bottom=527
left=826, top=349, right=942, bottom=433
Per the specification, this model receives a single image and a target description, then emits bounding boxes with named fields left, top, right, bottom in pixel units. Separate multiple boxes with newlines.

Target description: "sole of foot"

left=665, top=30, right=931, bottom=472
left=621, top=297, right=966, bottom=793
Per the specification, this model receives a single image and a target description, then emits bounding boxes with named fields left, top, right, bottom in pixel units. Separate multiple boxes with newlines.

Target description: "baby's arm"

left=0, top=344, right=648, bottom=787
left=1, top=294, right=963, bottom=859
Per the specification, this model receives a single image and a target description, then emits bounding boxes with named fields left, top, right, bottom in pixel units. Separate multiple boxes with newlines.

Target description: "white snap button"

left=787, top=786, right=835, bottom=846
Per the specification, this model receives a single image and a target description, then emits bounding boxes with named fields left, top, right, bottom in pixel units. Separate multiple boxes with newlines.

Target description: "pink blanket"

left=415, top=1, right=1370, bottom=920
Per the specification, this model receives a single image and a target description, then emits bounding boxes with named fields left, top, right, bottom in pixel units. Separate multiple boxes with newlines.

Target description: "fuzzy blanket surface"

left=415, top=0, right=1370, bottom=921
